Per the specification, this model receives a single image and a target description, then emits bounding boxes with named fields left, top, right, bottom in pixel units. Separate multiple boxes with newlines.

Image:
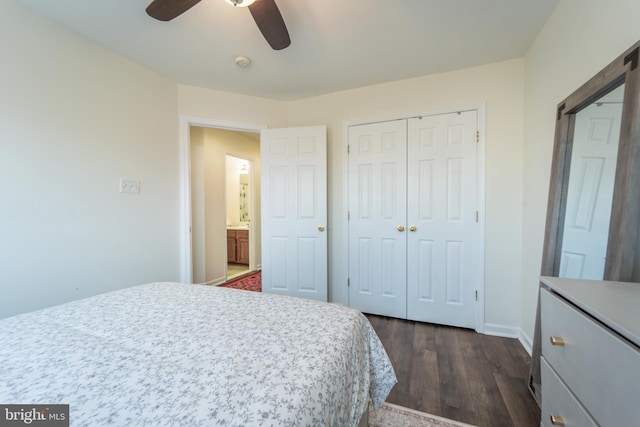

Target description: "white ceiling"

left=13, top=0, right=559, bottom=101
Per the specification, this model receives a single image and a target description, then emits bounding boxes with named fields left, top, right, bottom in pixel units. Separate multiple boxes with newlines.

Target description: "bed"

left=0, top=282, right=396, bottom=426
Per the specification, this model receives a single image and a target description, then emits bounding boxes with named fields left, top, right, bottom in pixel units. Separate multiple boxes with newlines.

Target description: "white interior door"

left=261, top=126, right=328, bottom=301
left=559, top=101, right=622, bottom=279
left=347, top=111, right=480, bottom=329
left=348, top=120, right=408, bottom=318
left=406, top=112, right=478, bottom=328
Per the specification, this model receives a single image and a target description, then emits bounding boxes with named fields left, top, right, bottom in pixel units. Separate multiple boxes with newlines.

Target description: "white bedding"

left=0, top=283, right=396, bottom=426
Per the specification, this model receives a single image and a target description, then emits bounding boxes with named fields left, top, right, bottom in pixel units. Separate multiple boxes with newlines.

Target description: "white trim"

left=484, top=323, right=521, bottom=339
left=518, top=329, right=533, bottom=356
left=344, top=104, right=484, bottom=128
left=341, top=124, right=351, bottom=305
left=178, top=116, right=267, bottom=284
left=342, top=103, right=487, bottom=333
left=475, top=102, right=487, bottom=333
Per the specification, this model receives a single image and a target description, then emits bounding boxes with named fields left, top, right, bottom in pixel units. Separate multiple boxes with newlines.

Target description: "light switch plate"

left=120, top=179, right=140, bottom=194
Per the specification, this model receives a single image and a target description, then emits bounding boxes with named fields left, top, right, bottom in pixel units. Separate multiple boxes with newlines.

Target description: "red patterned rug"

left=221, top=271, right=262, bottom=292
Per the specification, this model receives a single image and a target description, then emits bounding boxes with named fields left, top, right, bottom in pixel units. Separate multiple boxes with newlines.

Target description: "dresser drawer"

left=541, top=288, right=640, bottom=427
left=541, top=357, right=597, bottom=427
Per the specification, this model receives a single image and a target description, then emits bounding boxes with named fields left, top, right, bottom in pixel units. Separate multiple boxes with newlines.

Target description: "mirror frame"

left=529, top=40, right=640, bottom=404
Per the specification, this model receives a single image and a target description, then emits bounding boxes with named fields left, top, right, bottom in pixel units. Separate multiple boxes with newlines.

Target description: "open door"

left=261, top=126, right=327, bottom=301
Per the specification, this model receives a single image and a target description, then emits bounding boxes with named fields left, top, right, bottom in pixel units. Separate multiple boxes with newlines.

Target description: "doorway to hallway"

left=188, top=124, right=261, bottom=286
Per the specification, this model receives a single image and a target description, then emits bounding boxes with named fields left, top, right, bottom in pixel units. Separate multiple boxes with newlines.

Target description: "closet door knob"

left=397, top=225, right=405, bottom=232
left=318, top=225, right=325, bottom=232
left=550, top=336, right=565, bottom=346
left=550, top=415, right=565, bottom=426
left=409, top=225, right=417, bottom=232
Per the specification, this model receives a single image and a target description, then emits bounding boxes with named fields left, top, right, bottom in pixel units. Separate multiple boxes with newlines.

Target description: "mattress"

left=0, top=283, right=396, bottom=426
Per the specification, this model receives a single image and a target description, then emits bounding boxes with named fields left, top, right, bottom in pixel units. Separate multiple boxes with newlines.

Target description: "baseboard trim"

left=483, top=324, right=533, bottom=356
left=483, top=323, right=519, bottom=339
left=518, top=330, right=533, bottom=356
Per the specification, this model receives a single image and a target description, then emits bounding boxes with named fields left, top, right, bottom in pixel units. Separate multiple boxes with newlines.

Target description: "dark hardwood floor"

left=366, top=314, right=540, bottom=427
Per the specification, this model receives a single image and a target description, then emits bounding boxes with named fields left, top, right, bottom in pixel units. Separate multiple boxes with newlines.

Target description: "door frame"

left=342, top=103, right=486, bottom=332
left=178, top=115, right=266, bottom=284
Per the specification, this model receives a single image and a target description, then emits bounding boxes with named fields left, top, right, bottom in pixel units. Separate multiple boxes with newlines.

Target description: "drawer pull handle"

left=550, top=336, right=565, bottom=346
left=550, top=415, right=565, bottom=426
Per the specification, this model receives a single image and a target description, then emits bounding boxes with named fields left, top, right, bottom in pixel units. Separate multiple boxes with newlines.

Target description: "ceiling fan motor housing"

left=225, top=0, right=255, bottom=7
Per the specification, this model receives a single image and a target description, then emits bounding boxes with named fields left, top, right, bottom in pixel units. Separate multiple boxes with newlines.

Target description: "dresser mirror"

left=529, top=40, right=640, bottom=404
left=558, top=84, right=624, bottom=280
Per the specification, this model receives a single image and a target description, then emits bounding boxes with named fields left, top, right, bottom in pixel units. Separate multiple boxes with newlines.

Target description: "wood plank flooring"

left=366, top=315, right=540, bottom=427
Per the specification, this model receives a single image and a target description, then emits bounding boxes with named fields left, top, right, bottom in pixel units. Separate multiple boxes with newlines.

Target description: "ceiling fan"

left=146, top=0, right=291, bottom=50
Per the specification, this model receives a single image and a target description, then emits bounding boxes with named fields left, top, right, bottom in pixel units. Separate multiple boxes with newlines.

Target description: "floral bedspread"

left=0, top=283, right=396, bottom=426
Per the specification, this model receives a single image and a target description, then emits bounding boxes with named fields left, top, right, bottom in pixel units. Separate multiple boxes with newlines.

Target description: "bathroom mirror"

left=226, top=155, right=252, bottom=227
left=529, top=40, right=640, bottom=404
left=239, top=172, right=250, bottom=223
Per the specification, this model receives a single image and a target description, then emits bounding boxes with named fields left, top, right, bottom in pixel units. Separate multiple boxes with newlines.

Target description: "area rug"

left=221, top=271, right=261, bottom=292
left=369, top=402, right=476, bottom=427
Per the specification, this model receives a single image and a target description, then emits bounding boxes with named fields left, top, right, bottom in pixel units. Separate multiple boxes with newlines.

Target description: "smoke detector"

left=235, top=55, right=251, bottom=68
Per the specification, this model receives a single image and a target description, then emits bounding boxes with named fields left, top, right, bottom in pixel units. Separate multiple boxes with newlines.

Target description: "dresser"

left=540, top=276, right=640, bottom=427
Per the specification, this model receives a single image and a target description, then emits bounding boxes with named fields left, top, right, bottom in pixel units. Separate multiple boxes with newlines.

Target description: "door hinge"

left=475, top=211, right=479, bottom=223
left=475, top=290, right=478, bottom=301
left=348, top=211, right=351, bottom=221
left=347, top=144, right=350, bottom=154
left=476, top=131, right=479, bottom=142
left=348, top=277, right=350, bottom=287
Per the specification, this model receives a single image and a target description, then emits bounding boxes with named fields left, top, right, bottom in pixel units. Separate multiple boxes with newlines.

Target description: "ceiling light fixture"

left=224, top=0, right=257, bottom=7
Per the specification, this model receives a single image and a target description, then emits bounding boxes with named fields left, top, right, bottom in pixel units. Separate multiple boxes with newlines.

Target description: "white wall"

left=0, top=1, right=181, bottom=318
left=521, top=0, right=640, bottom=340
left=190, top=127, right=206, bottom=283
left=178, top=85, right=288, bottom=128
left=288, top=59, right=526, bottom=334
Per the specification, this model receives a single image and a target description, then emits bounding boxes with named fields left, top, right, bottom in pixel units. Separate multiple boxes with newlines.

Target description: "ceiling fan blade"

left=146, top=0, right=202, bottom=21
left=248, top=0, right=291, bottom=50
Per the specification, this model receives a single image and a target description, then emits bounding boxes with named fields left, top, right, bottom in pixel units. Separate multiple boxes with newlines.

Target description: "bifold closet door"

left=406, top=112, right=478, bottom=328
left=348, top=111, right=479, bottom=329
left=348, top=120, right=408, bottom=318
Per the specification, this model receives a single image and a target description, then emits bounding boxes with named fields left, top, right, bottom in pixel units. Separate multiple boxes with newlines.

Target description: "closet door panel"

left=348, top=120, right=408, bottom=318
left=406, top=112, right=478, bottom=328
